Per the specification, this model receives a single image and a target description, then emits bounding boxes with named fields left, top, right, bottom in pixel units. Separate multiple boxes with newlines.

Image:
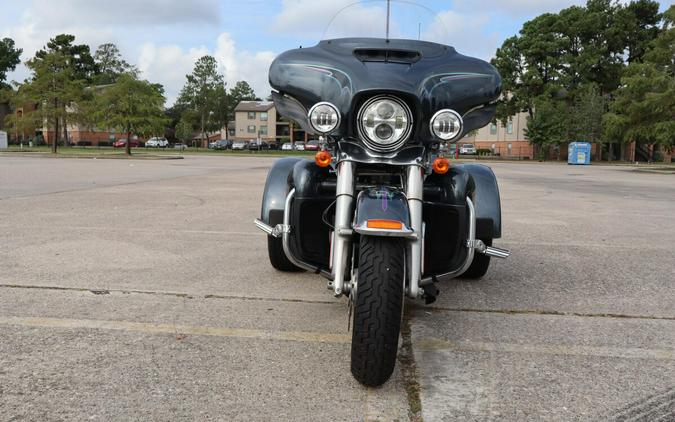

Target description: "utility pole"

left=386, top=0, right=391, bottom=39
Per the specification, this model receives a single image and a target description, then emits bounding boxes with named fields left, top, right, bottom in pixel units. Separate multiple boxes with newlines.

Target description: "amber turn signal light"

left=432, top=157, right=450, bottom=174
left=315, top=150, right=332, bottom=167
left=366, top=219, right=403, bottom=230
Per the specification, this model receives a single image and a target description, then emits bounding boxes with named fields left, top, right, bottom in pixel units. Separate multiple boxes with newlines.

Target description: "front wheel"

left=351, top=236, right=405, bottom=386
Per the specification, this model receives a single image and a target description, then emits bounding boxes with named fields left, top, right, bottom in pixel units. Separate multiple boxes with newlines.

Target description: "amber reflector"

left=366, top=219, right=403, bottom=230
left=432, top=157, right=450, bottom=174
left=315, top=151, right=332, bottom=167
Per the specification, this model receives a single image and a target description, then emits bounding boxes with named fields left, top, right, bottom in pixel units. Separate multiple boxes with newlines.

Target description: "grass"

left=0, top=145, right=316, bottom=158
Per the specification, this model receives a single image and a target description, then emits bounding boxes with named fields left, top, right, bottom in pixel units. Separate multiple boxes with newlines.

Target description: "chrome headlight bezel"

left=429, top=109, right=463, bottom=142
left=357, top=95, right=413, bottom=153
left=308, top=102, right=341, bottom=134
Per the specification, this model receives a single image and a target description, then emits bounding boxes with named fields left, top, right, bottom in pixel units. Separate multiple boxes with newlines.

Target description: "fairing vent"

left=353, top=49, right=421, bottom=64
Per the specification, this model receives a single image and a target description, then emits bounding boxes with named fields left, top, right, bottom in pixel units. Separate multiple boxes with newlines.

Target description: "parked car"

left=174, top=143, right=188, bottom=150
left=213, top=140, right=232, bottom=150
left=267, top=141, right=279, bottom=150
left=232, top=141, right=247, bottom=150
left=305, top=140, right=321, bottom=151
left=281, top=142, right=293, bottom=151
left=113, top=139, right=139, bottom=148
left=459, top=143, right=476, bottom=155
left=208, top=141, right=217, bottom=149
left=294, top=142, right=306, bottom=151
left=145, top=137, right=169, bottom=148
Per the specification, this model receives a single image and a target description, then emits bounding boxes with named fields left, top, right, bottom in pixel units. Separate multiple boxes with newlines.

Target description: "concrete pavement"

left=0, top=155, right=673, bottom=421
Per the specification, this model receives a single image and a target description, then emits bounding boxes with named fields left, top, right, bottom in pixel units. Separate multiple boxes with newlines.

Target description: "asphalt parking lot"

left=1, top=155, right=673, bottom=421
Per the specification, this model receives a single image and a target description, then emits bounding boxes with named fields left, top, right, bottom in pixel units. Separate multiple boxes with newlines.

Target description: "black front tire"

left=461, top=239, right=492, bottom=279
left=351, top=236, right=405, bottom=387
left=267, top=236, right=304, bottom=272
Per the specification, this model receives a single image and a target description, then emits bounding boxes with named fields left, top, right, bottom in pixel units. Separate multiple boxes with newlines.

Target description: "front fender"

left=353, top=188, right=413, bottom=237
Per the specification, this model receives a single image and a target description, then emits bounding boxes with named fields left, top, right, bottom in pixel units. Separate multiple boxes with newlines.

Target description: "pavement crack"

left=0, top=283, right=340, bottom=306
left=399, top=308, right=423, bottom=422
left=416, top=305, right=675, bottom=322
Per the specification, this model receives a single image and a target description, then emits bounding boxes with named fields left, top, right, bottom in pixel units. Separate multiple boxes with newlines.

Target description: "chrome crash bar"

left=254, top=189, right=332, bottom=279
left=420, top=197, right=510, bottom=286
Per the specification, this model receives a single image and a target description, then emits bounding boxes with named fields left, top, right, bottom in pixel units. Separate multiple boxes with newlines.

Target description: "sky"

left=1, top=0, right=605, bottom=105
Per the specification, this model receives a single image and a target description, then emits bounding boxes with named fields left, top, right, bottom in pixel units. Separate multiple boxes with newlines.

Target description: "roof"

left=234, top=101, right=274, bottom=112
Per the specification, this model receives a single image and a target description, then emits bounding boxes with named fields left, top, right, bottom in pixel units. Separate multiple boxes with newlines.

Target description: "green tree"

left=177, top=55, right=224, bottom=147
left=603, top=5, right=675, bottom=161
left=568, top=84, right=608, bottom=159
left=227, top=80, right=258, bottom=120
left=35, top=34, right=98, bottom=82
left=16, top=51, right=87, bottom=153
left=32, top=34, right=99, bottom=146
left=94, top=73, right=167, bottom=155
left=524, top=98, right=568, bottom=160
left=93, top=43, right=137, bottom=85
left=0, top=38, right=22, bottom=88
left=175, top=117, right=194, bottom=143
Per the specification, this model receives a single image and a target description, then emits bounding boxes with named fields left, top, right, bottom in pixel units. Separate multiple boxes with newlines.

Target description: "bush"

left=77, top=141, right=92, bottom=147
left=477, top=148, right=493, bottom=155
left=98, top=141, right=112, bottom=147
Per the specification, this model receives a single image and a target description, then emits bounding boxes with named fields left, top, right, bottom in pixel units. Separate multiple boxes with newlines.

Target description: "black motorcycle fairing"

left=260, top=157, right=303, bottom=227
left=269, top=37, right=501, bottom=141
left=270, top=92, right=314, bottom=135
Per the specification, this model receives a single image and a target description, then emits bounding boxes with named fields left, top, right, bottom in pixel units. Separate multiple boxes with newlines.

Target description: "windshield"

left=321, top=0, right=452, bottom=45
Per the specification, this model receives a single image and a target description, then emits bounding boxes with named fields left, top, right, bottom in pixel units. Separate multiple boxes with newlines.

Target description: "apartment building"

left=233, top=101, right=276, bottom=141
left=463, top=111, right=534, bottom=159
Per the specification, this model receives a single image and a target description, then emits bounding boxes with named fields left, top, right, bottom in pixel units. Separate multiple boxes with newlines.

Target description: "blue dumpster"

left=568, top=142, right=591, bottom=165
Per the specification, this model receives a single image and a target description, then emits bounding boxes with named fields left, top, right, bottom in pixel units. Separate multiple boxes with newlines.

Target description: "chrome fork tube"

left=406, top=165, right=424, bottom=298
left=331, top=161, right=355, bottom=296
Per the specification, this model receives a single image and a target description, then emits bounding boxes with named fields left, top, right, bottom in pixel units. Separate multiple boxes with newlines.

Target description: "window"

left=489, top=123, right=497, bottom=135
left=259, top=125, right=268, bottom=136
left=507, top=119, right=513, bottom=134
left=247, top=125, right=256, bottom=133
left=247, top=111, right=256, bottom=119
left=260, top=112, right=268, bottom=121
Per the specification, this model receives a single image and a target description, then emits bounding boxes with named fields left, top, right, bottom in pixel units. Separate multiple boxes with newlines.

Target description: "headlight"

left=357, top=95, right=412, bottom=152
left=430, top=109, right=463, bottom=142
left=308, top=102, right=340, bottom=134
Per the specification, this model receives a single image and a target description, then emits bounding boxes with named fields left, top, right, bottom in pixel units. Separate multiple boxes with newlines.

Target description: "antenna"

left=386, top=0, right=391, bottom=39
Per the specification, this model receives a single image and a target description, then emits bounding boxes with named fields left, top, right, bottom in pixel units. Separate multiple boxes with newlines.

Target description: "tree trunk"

left=126, top=125, right=131, bottom=156
left=201, top=113, right=206, bottom=148
left=608, top=143, right=613, bottom=163
left=597, top=142, right=602, bottom=161
left=620, top=143, right=626, bottom=162
left=52, top=99, right=59, bottom=154
left=63, top=113, right=68, bottom=147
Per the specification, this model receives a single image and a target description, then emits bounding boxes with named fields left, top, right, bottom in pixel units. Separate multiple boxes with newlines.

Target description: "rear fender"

left=353, top=188, right=413, bottom=237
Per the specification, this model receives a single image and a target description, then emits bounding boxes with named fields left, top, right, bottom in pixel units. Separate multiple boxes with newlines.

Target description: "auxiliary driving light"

left=430, top=109, right=463, bottom=141
left=432, top=157, right=450, bottom=174
left=315, top=150, right=332, bottom=167
left=308, top=102, right=340, bottom=134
